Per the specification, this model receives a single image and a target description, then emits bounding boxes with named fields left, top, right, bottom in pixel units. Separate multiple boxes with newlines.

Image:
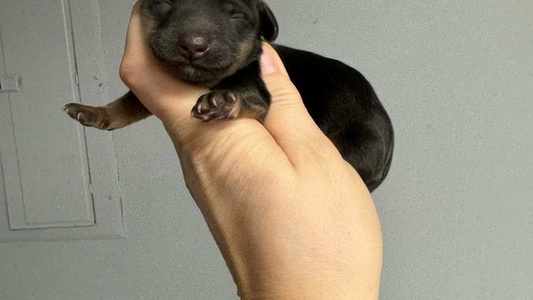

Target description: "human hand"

left=120, top=3, right=382, bottom=299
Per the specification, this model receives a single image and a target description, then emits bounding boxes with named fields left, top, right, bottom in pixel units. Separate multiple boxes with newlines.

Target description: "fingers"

left=121, top=1, right=151, bottom=64
left=260, top=43, right=338, bottom=167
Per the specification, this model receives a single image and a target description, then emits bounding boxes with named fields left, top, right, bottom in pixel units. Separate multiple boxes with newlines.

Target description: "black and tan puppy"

left=63, top=0, right=394, bottom=192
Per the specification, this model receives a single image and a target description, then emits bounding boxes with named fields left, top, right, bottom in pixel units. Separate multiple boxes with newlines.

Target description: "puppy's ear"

left=258, top=1, right=279, bottom=41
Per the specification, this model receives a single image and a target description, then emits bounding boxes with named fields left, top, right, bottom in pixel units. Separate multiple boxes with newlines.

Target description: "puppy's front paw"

left=191, top=91, right=241, bottom=122
left=62, top=103, right=111, bottom=130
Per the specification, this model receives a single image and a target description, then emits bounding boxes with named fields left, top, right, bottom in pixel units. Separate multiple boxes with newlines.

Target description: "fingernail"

left=261, top=46, right=278, bottom=75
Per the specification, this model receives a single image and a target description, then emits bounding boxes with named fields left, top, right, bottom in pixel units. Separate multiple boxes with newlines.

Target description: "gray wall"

left=1, top=0, right=532, bottom=299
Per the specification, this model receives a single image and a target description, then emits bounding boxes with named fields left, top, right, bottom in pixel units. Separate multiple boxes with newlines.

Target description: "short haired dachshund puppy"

left=63, top=0, right=394, bottom=192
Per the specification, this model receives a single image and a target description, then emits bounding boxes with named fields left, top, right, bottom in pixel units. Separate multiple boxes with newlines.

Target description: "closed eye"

left=231, top=12, right=246, bottom=20
left=150, top=0, right=172, bottom=15
left=224, top=2, right=250, bottom=21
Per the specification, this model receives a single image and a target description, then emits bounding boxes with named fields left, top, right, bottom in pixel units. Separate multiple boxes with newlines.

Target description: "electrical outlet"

left=0, top=74, right=23, bottom=93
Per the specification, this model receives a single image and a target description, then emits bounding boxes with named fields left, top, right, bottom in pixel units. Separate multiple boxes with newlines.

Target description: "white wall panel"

left=0, top=0, right=122, bottom=240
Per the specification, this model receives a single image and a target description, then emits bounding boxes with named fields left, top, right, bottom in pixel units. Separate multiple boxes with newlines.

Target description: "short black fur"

left=63, top=0, right=394, bottom=192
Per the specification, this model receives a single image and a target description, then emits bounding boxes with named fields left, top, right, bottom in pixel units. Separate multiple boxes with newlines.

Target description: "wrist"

left=225, top=229, right=382, bottom=300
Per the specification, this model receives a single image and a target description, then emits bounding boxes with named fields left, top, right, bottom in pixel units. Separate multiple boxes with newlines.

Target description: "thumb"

left=260, top=43, right=305, bottom=116
left=260, top=43, right=330, bottom=163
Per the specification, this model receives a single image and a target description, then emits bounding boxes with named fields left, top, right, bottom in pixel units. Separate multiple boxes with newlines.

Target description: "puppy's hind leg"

left=63, top=91, right=152, bottom=130
left=330, top=123, right=393, bottom=192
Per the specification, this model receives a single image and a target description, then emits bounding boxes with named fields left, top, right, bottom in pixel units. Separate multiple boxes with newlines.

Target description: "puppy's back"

left=275, top=45, right=394, bottom=191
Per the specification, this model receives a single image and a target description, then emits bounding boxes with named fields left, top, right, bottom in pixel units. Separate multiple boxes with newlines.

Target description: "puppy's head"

left=140, top=0, right=278, bottom=86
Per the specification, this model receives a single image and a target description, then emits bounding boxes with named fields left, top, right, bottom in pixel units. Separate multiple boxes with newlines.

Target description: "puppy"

left=63, top=0, right=394, bottom=192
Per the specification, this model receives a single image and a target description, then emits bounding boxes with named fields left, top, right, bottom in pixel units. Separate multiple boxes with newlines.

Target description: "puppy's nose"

left=178, top=35, right=210, bottom=59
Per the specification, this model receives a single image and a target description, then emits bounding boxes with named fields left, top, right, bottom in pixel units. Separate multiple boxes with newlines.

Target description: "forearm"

left=215, top=205, right=383, bottom=300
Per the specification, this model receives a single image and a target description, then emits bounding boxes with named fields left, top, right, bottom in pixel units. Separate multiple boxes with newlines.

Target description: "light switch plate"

left=0, top=74, right=22, bottom=93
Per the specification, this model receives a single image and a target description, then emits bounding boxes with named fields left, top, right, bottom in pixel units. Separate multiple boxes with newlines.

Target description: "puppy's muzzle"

left=178, top=34, right=211, bottom=60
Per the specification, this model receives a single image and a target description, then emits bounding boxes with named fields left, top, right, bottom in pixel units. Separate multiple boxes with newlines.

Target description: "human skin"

left=120, top=2, right=383, bottom=299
